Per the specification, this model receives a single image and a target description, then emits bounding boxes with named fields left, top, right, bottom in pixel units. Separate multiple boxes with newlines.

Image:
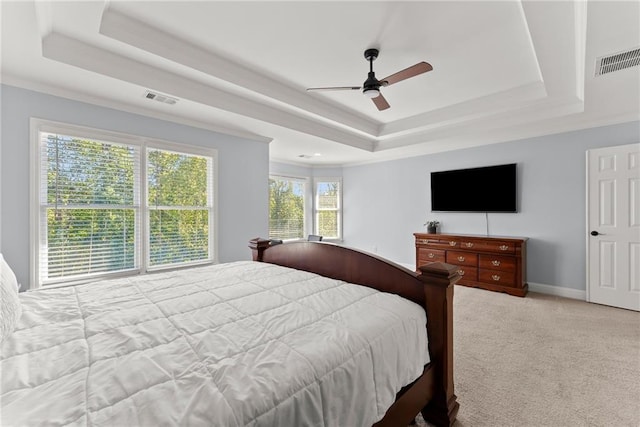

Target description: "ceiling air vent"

left=144, top=90, right=178, bottom=105
left=595, top=47, right=640, bottom=76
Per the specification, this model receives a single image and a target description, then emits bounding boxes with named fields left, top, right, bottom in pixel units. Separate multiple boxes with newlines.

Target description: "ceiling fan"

left=306, top=48, right=433, bottom=111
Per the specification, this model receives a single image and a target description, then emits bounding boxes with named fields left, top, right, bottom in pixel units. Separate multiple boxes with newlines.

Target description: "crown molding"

left=0, top=76, right=273, bottom=144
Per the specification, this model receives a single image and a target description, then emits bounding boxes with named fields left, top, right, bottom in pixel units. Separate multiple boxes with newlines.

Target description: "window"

left=147, top=148, right=213, bottom=267
left=32, top=120, right=215, bottom=287
left=268, top=174, right=342, bottom=241
left=314, top=178, right=342, bottom=239
left=269, top=176, right=306, bottom=240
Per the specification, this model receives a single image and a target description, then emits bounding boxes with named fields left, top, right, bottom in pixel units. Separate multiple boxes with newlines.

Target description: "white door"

left=587, top=143, right=640, bottom=311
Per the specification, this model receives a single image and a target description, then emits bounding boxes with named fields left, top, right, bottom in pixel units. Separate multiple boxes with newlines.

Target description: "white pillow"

left=0, top=253, right=22, bottom=343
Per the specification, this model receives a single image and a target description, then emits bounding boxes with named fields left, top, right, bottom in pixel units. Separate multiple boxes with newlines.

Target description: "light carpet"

left=417, top=286, right=640, bottom=427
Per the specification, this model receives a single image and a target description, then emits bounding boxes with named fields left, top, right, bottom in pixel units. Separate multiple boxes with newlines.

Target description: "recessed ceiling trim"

left=378, top=81, right=547, bottom=138
left=41, top=32, right=375, bottom=152
left=521, top=1, right=580, bottom=97
left=573, top=0, right=588, bottom=101
left=33, top=0, right=53, bottom=38
left=99, top=5, right=379, bottom=137
left=375, top=96, right=584, bottom=152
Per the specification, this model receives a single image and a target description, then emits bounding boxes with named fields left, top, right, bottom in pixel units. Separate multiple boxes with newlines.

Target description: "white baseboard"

left=394, top=266, right=587, bottom=301
left=527, top=282, right=586, bottom=301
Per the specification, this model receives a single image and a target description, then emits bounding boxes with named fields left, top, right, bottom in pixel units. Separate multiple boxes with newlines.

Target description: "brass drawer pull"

left=449, top=241, right=457, bottom=246
left=491, top=260, right=501, bottom=266
left=492, top=274, right=501, bottom=281
left=464, top=242, right=474, bottom=248
left=428, top=253, right=435, bottom=259
left=457, top=256, right=465, bottom=262
left=458, top=270, right=465, bottom=276
left=499, top=245, right=509, bottom=251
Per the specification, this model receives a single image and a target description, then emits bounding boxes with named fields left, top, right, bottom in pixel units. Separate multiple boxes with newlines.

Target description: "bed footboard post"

left=248, top=238, right=271, bottom=262
left=417, top=262, right=460, bottom=427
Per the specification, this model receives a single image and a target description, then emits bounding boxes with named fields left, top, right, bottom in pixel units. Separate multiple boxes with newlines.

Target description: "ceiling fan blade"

left=380, top=62, right=433, bottom=86
left=372, top=93, right=390, bottom=111
left=306, top=86, right=361, bottom=92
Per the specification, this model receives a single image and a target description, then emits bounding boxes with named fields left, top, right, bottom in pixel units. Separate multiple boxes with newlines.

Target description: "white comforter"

left=1, top=261, right=429, bottom=426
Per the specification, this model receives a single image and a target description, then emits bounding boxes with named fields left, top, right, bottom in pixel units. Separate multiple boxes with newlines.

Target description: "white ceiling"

left=1, top=1, right=639, bottom=166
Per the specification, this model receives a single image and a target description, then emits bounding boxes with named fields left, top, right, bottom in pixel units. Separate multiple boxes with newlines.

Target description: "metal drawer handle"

left=428, top=253, right=435, bottom=259
left=458, top=270, right=465, bottom=276
left=492, top=274, right=501, bottom=281
left=457, top=256, right=465, bottom=262
left=491, top=260, right=501, bottom=266
left=449, top=241, right=457, bottom=246
left=465, top=242, right=474, bottom=248
left=499, top=245, right=509, bottom=251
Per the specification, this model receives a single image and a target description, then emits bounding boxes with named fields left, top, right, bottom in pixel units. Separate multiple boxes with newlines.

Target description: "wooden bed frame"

left=249, top=238, right=460, bottom=426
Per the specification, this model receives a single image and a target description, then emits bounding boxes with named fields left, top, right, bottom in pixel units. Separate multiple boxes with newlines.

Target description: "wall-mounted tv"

left=431, top=163, right=517, bottom=212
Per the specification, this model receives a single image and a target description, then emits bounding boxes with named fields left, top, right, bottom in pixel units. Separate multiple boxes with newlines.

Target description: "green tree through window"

left=148, top=149, right=210, bottom=266
left=44, top=135, right=137, bottom=278
left=37, top=126, right=215, bottom=286
left=269, top=177, right=305, bottom=239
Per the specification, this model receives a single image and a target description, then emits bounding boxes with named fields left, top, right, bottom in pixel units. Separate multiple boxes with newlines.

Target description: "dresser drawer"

left=455, top=266, right=478, bottom=282
left=478, top=269, right=516, bottom=286
left=458, top=240, right=479, bottom=250
left=479, top=254, right=516, bottom=272
left=474, top=241, right=516, bottom=254
left=421, top=238, right=461, bottom=250
left=415, top=238, right=440, bottom=246
left=446, top=251, right=478, bottom=267
left=418, top=248, right=445, bottom=264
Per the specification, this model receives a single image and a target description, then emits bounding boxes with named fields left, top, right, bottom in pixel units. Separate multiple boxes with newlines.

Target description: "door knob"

left=590, top=231, right=600, bottom=236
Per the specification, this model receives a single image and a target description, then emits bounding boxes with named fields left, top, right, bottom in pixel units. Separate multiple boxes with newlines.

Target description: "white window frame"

left=30, top=118, right=218, bottom=288
left=313, top=177, right=343, bottom=241
left=268, top=174, right=311, bottom=241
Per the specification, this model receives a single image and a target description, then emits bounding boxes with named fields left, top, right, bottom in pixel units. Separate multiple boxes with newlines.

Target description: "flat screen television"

left=431, top=163, right=517, bottom=212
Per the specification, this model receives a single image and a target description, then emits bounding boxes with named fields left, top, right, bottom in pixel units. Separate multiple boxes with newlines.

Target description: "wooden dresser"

left=414, top=233, right=528, bottom=297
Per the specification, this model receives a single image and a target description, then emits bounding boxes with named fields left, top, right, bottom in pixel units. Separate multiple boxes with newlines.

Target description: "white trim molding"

left=527, top=282, right=586, bottom=301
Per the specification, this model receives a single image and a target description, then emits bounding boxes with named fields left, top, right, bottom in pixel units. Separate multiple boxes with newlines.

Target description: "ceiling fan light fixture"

left=363, top=88, right=380, bottom=98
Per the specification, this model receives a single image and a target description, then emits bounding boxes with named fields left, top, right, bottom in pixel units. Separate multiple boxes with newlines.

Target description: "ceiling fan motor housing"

left=363, top=72, right=381, bottom=91
left=363, top=48, right=381, bottom=96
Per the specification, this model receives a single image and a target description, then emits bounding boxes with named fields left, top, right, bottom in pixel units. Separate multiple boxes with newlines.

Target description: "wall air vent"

left=595, top=47, right=640, bottom=76
left=144, top=90, right=178, bottom=105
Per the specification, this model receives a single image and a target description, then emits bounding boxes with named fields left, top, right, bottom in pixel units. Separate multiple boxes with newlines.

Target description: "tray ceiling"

left=1, top=1, right=639, bottom=166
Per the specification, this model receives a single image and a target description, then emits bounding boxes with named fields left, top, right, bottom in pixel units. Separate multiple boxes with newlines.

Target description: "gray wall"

left=343, top=121, right=640, bottom=291
left=0, top=85, right=269, bottom=289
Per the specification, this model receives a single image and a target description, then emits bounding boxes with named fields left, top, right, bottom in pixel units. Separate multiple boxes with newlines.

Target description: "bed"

left=0, top=239, right=459, bottom=426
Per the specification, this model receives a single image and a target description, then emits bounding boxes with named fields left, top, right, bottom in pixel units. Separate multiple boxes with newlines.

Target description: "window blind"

left=39, top=133, right=140, bottom=283
left=269, top=176, right=306, bottom=240
left=37, top=128, right=216, bottom=287
left=315, top=180, right=341, bottom=239
left=147, top=148, right=213, bottom=267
